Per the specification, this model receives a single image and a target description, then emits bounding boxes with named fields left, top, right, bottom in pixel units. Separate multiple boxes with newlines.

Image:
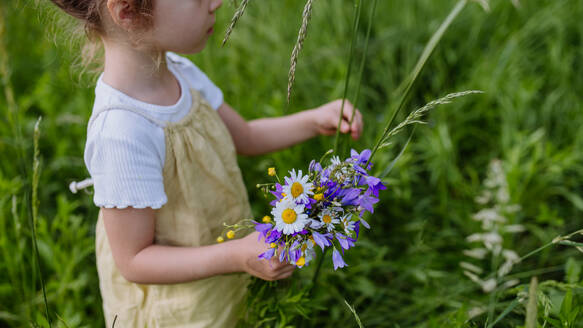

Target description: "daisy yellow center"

left=323, top=215, right=332, bottom=224
left=282, top=208, right=297, bottom=224
left=291, top=182, right=304, bottom=198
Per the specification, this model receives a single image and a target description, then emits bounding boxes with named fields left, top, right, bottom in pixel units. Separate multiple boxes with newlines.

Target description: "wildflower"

left=318, top=208, right=340, bottom=232
left=313, top=193, right=324, bottom=201
left=329, top=155, right=342, bottom=169
left=332, top=248, right=347, bottom=270
left=265, top=230, right=282, bottom=244
left=296, top=257, right=306, bottom=267
left=312, top=231, right=332, bottom=250
left=283, top=169, right=314, bottom=204
left=254, top=223, right=272, bottom=241
left=272, top=197, right=309, bottom=235
left=359, top=217, right=370, bottom=229
left=358, top=191, right=379, bottom=216
left=340, top=215, right=356, bottom=234
left=262, top=215, right=272, bottom=223
left=336, top=233, right=356, bottom=250
left=259, top=248, right=276, bottom=260
left=348, top=149, right=372, bottom=169
left=227, top=230, right=236, bottom=239
left=339, top=188, right=360, bottom=206
left=309, top=160, right=322, bottom=173
left=216, top=236, right=224, bottom=243
left=268, top=167, right=276, bottom=176
left=364, top=175, right=387, bottom=197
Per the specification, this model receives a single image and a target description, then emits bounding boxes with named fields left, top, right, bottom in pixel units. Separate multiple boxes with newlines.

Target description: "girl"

left=50, top=0, right=363, bottom=326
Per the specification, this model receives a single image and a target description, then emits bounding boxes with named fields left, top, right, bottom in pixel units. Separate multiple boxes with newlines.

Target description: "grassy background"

left=1, top=0, right=582, bottom=326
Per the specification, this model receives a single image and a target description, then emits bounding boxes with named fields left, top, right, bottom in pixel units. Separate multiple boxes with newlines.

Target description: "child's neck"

left=102, top=39, right=181, bottom=107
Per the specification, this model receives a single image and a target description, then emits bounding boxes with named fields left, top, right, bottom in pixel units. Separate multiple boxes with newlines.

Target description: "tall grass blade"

left=486, top=297, right=521, bottom=328
left=379, top=126, right=415, bottom=179
left=349, top=0, right=377, bottom=126
left=332, top=0, right=361, bottom=154
left=344, top=300, right=364, bottom=328
left=368, top=0, right=469, bottom=163
left=338, top=0, right=378, bottom=155
left=287, top=0, right=316, bottom=104
left=31, top=117, right=51, bottom=327
left=222, top=0, right=250, bottom=46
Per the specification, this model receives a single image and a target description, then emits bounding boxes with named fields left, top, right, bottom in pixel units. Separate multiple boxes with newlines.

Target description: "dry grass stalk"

left=222, top=0, right=250, bottom=46
left=383, top=90, right=483, bottom=142
left=287, top=0, right=315, bottom=103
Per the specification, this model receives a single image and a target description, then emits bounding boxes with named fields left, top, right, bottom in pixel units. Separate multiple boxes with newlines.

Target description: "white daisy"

left=272, top=197, right=309, bottom=235
left=283, top=169, right=314, bottom=204
left=341, top=213, right=356, bottom=234
left=318, top=208, right=341, bottom=232
left=330, top=155, right=342, bottom=169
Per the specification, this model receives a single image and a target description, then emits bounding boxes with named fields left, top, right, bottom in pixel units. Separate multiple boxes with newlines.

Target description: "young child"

left=50, top=0, right=363, bottom=326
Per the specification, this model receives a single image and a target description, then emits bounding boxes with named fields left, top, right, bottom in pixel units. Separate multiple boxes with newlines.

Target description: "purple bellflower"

left=332, top=248, right=347, bottom=270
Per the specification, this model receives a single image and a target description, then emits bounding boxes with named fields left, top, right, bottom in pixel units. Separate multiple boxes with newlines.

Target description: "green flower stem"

left=311, top=247, right=329, bottom=288
left=333, top=0, right=361, bottom=155
left=349, top=0, right=377, bottom=127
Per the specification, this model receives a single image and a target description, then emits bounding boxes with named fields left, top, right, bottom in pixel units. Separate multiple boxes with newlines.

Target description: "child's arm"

left=102, top=207, right=294, bottom=284
left=218, top=99, right=363, bottom=156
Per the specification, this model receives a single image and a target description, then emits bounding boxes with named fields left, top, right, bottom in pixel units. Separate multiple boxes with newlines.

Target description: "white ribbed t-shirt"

left=84, top=52, right=224, bottom=209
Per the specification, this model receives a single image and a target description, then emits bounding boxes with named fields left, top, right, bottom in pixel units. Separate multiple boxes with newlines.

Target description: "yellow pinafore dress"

left=91, top=89, right=251, bottom=327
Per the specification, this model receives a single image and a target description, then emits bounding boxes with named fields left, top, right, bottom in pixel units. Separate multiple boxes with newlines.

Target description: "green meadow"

left=1, top=0, right=582, bottom=326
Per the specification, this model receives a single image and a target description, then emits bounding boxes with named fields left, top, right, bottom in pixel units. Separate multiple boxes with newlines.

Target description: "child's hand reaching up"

left=218, top=98, right=363, bottom=156
left=237, top=232, right=295, bottom=281
left=311, top=99, right=363, bottom=140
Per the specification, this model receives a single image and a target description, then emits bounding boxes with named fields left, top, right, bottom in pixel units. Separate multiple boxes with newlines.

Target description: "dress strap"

left=88, top=105, right=167, bottom=130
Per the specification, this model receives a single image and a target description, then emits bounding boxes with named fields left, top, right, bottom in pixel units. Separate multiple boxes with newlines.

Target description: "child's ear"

left=106, top=0, right=140, bottom=31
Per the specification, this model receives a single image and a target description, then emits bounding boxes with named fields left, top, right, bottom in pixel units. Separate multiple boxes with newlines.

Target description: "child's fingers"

left=351, top=109, right=363, bottom=140
left=276, top=266, right=295, bottom=279
left=340, top=120, right=351, bottom=133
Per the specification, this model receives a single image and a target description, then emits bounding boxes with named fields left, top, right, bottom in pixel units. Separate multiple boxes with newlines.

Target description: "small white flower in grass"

left=463, top=248, right=488, bottom=260
left=318, top=208, right=340, bottom=232
left=283, top=169, right=313, bottom=204
left=272, top=197, right=309, bottom=235
left=460, top=261, right=483, bottom=274
left=467, top=307, right=486, bottom=319
left=481, top=278, right=497, bottom=293
left=502, top=279, right=520, bottom=289
left=503, top=224, right=526, bottom=233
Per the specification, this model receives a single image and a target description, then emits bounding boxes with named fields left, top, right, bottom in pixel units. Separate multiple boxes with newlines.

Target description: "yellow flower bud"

left=216, top=236, right=224, bottom=243
left=268, top=167, right=276, bottom=176
left=296, top=257, right=305, bottom=267
left=313, top=193, right=324, bottom=201
left=270, top=243, right=277, bottom=248
left=226, top=230, right=236, bottom=239
left=262, top=215, right=271, bottom=223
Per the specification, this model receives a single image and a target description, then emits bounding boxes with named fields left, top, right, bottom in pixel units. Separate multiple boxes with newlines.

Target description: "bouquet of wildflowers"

left=252, top=149, right=386, bottom=270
